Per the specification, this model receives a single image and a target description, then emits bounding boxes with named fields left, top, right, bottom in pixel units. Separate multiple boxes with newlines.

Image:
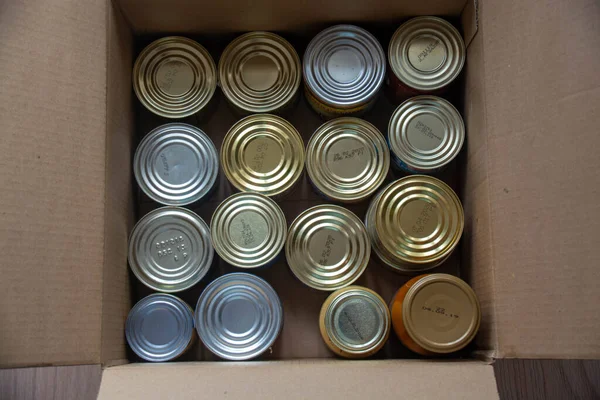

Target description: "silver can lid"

left=388, top=96, right=465, bottom=172
left=134, top=123, right=219, bottom=206
left=211, top=192, right=287, bottom=269
left=126, top=293, right=194, bottom=362
left=389, top=17, right=465, bottom=92
left=286, top=205, right=370, bottom=291
left=304, top=25, right=386, bottom=108
left=128, top=207, right=213, bottom=292
left=195, top=273, right=283, bottom=360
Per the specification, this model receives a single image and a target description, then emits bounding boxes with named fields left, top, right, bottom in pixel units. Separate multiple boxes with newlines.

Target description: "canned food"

left=221, top=114, right=305, bottom=197
left=128, top=207, right=213, bottom=292
left=388, top=17, right=465, bottom=98
left=133, top=36, right=217, bottom=118
left=134, top=123, right=219, bottom=206
left=303, top=25, right=385, bottom=119
left=211, top=192, right=287, bottom=269
left=306, top=117, right=389, bottom=202
left=286, top=205, right=370, bottom=290
left=319, top=286, right=390, bottom=358
left=390, top=274, right=481, bottom=355
left=195, top=273, right=283, bottom=360
left=365, top=176, right=463, bottom=272
left=388, top=96, right=464, bottom=174
left=219, top=32, right=301, bottom=114
left=126, top=293, right=195, bottom=362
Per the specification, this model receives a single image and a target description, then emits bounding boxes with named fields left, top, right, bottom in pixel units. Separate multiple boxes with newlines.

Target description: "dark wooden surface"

left=1, top=360, right=599, bottom=399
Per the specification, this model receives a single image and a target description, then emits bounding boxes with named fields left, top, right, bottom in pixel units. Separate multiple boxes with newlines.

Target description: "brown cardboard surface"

left=479, top=0, right=600, bottom=358
left=97, top=360, right=498, bottom=399
left=0, top=0, right=107, bottom=367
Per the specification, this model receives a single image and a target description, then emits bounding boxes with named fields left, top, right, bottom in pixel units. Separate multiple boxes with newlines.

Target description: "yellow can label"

left=304, top=85, right=373, bottom=119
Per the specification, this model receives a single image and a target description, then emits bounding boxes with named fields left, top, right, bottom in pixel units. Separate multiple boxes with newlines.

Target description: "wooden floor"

left=1, top=360, right=599, bottom=399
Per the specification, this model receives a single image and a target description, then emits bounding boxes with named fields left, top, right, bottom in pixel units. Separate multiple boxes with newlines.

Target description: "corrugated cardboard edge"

left=97, top=360, right=498, bottom=400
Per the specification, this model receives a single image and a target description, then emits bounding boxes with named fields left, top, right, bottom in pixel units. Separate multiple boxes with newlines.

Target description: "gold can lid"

left=389, top=17, right=465, bottom=92
left=221, top=114, right=305, bottom=197
left=219, top=32, right=301, bottom=113
left=133, top=36, right=217, bottom=118
left=370, top=176, right=463, bottom=271
left=319, top=286, right=390, bottom=358
left=286, top=205, right=370, bottom=290
left=211, top=192, right=287, bottom=268
left=403, top=274, right=481, bottom=353
left=306, top=118, right=390, bottom=202
left=388, top=96, right=464, bottom=172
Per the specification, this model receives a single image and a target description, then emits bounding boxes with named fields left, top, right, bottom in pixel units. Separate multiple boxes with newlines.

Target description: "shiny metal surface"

left=195, top=273, right=283, bottom=360
left=211, top=192, right=287, bottom=268
left=219, top=32, right=301, bottom=113
left=125, top=293, right=195, bottom=362
left=388, top=96, right=464, bottom=173
left=133, top=36, right=217, bottom=118
left=286, top=205, right=370, bottom=291
left=389, top=17, right=465, bottom=92
left=304, top=25, right=385, bottom=109
left=134, top=123, right=219, bottom=206
left=319, top=286, right=390, bottom=358
left=365, top=176, right=463, bottom=272
left=221, top=114, right=305, bottom=197
left=306, top=117, right=389, bottom=202
left=128, top=207, right=213, bottom=292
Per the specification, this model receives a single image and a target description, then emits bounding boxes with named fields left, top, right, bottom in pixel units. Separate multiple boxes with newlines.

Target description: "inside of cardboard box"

left=106, top=0, right=487, bottom=364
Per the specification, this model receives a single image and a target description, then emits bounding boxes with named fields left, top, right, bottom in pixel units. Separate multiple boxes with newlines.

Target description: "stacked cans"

left=126, top=17, right=478, bottom=363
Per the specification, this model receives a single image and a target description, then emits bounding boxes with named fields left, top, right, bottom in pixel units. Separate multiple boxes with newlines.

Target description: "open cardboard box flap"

left=1, top=0, right=599, bottom=397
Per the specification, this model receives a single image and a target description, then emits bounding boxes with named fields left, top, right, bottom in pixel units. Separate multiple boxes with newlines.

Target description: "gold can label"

left=304, top=85, right=374, bottom=119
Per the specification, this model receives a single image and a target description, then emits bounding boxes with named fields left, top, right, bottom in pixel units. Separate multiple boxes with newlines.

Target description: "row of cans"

left=126, top=273, right=480, bottom=361
left=133, top=16, right=464, bottom=119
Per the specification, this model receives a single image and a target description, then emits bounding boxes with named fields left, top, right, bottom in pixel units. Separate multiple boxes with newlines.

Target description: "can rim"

left=402, top=274, right=481, bottom=353
left=219, top=31, right=301, bottom=113
left=286, top=205, right=370, bottom=290
left=128, top=206, right=213, bottom=292
left=388, top=17, right=465, bottom=92
left=134, top=123, right=219, bottom=206
left=133, top=36, right=217, bottom=118
left=306, top=117, right=390, bottom=202
left=211, top=192, right=287, bottom=268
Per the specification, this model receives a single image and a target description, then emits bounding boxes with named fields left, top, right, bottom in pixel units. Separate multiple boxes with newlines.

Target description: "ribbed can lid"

left=195, top=273, right=283, bottom=360
left=388, top=17, right=465, bottom=92
left=128, top=207, right=213, bottom=292
left=306, top=117, right=389, bottom=202
left=125, top=293, right=195, bottom=362
left=286, top=205, right=370, bottom=290
left=133, top=36, right=217, bottom=118
left=211, top=192, right=287, bottom=268
left=219, top=32, right=301, bottom=113
left=304, top=25, right=385, bottom=108
left=134, top=123, right=219, bottom=206
left=388, top=96, right=464, bottom=172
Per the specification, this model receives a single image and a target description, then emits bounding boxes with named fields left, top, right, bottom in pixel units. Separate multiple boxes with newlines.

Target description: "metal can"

left=195, top=273, right=283, bottom=360
left=389, top=274, right=481, bottom=355
left=134, top=123, right=219, bottom=206
left=286, top=205, right=370, bottom=290
left=126, top=293, right=195, bottom=362
left=365, top=176, right=463, bottom=273
left=219, top=32, right=301, bottom=114
left=133, top=36, right=217, bottom=118
left=388, top=96, right=465, bottom=174
left=388, top=17, right=465, bottom=99
left=211, top=192, right=287, bottom=269
left=319, top=286, right=390, bottom=358
left=128, top=207, right=213, bottom=292
left=306, top=117, right=390, bottom=202
left=221, top=114, right=305, bottom=198
left=303, top=25, right=386, bottom=119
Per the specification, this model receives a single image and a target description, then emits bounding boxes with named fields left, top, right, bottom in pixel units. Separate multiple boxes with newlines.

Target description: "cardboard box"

left=1, top=0, right=598, bottom=398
